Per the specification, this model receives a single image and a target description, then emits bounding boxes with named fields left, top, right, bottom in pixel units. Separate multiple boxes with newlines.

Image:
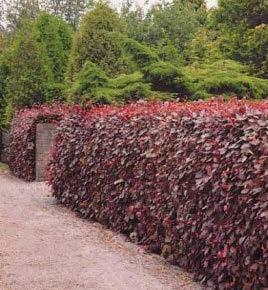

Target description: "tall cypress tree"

left=3, top=18, right=53, bottom=124
left=34, top=13, right=73, bottom=82
left=67, top=3, right=127, bottom=79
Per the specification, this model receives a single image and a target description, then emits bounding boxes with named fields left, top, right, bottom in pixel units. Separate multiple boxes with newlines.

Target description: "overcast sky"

left=206, top=0, right=217, bottom=8
left=112, top=0, right=218, bottom=10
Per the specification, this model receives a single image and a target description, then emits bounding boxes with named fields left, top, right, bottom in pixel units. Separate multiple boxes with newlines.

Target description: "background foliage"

left=0, top=0, right=267, bottom=126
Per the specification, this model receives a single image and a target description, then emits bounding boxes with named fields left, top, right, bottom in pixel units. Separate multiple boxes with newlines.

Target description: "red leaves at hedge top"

left=47, top=99, right=268, bottom=289
left=9, top=104, right=75, bottom=181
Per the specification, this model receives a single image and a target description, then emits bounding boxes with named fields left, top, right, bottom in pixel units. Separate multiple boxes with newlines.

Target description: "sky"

left=112, top=0, right=218, bottom=10
left=206, top=0, right=217, bottom=8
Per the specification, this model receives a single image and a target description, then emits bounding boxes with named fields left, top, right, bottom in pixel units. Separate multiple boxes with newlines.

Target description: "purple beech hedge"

left=47, top=100, right=268, bottom=289
left=9, top=104, right=75, bottom=181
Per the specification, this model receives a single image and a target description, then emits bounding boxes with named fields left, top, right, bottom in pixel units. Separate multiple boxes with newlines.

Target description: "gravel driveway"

left=0, top=173, right=201, bottom=290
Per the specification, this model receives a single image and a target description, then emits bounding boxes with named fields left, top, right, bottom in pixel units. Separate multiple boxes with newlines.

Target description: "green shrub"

left=119, top=82, right=152, bottom=102
left=107, top=71, right=144, bottom=88
left=68, top=62, right=152, bottom=104
left=122, top=38, right=159, bottom=68
left=146, top=91, right=177, bottom=101
left=143, top=61, right=187, bottom=93
left=68, top=61, right=108, bottom=103
left=0, top=33, right=5, bottom=54
left=190, top=90, right=211, bottom=100
left=45, top=83, right=67, bottom=102
left=183, top=60, right=268, bottom=99
left=156, top=43, right=183, bottom=64
left=141, top=0, right=206, bottom=54
left=214, top=0, right=268, bottom=78
left=94, top=82, right=152, bottom=104
left=106, top=72, right=152, bottom=103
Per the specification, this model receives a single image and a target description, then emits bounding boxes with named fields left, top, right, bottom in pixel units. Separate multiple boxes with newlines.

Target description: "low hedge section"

left=47, top=100, right=268, bottom=289
left=9, top=104, right=74, bottom=181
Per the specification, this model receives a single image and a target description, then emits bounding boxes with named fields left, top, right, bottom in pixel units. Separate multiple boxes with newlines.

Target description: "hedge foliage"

left=9, top=104, right=73, bottom=181
left=47, top=99, right=268, bottom=289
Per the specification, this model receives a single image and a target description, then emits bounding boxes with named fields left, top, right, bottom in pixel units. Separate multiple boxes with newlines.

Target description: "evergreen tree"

left=40, top=0, right=93, bottom=29
left=3, top=19, right=53, bottom=124
left=214, top=0, right=268, bottom=77
left=68, top=3, right=128, bottom=79
left=34, top=13, right=73, bottom=82
left=130, top=0, right=207, bottom=58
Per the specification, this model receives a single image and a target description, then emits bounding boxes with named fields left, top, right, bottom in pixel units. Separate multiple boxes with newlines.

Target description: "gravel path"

left=0, top=173, right=201, bottom=290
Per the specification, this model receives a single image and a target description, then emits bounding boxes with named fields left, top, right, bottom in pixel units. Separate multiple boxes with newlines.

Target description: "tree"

left=2, top=19, right=53, bottom=124
left=34, top=13, right=73, bottom=82
left=186, top=27, right=222, bottom=63
left=215, top=0, right=267, bottom=29
left=121, top=0, right=148, bottom=43
left=0, top=0, right=40, bottom=31
left=177, top=0, right=207, bottom=11
left=0, top=32, right=6, bottom=53
left=140, top=0, right=206, bottom=56
left=214, top=0, right=268, bottom=77
left=0, top=55, right=9, bottom=125
left=40, top=0, right=93, bottom=29
left=0, top=0, right=92, bottom=31
left=68, top=3, right=128, bottom=79
left=243, top=24, right=268, bottom=78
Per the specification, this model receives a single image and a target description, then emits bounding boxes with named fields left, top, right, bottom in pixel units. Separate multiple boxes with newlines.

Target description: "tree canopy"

left=67, top=3, right=127, bottom=78
left=34, top=13, right=73, bottom=82
left=0, top=0, right=267, bottom=126
left=213, top=0, right=268, bottom=77
left=1, top=19, right=53, bottom=124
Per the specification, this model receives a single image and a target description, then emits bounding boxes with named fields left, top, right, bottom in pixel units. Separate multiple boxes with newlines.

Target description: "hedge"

left=47, top=99, right=268, bottom=289
left=9, top=104, right=74, bottom=181
left=0, top=130, right=2, bottom=159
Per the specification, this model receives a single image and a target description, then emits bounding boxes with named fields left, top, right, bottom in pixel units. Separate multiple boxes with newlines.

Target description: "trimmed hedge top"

left=9, top=104, right=74, bottom=181
left=47, top=99, right=268, bottom=289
